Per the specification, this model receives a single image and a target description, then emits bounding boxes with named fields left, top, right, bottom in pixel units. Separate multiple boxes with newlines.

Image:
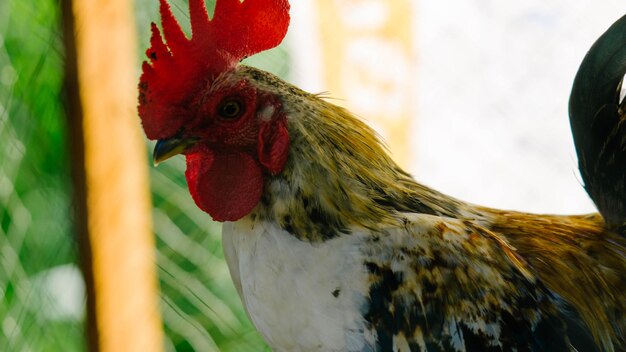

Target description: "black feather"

left=569, top=14, right=626, bottom=234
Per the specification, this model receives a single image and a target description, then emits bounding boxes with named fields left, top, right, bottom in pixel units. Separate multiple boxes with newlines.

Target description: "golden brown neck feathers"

left=242, top=66, right=468, bottom=240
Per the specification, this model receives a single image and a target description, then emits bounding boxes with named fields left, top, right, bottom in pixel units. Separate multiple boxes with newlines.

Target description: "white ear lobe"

left=259, top=105, right=275, bottom=121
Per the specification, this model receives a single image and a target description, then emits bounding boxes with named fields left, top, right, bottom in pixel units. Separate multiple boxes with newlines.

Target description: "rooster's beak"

left=153, top=137, right=198, bottom=166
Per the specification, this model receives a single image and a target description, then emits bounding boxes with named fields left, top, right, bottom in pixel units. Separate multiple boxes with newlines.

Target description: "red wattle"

left=185, top=149, right=263, bottom=222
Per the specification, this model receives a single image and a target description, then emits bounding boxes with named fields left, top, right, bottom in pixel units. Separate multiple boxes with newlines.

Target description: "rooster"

left=138, top=0, right=626, bottom=351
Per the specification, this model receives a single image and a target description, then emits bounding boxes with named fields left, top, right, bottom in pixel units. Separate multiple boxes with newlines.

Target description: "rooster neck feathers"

left=240, top=67, right=472, bottom=242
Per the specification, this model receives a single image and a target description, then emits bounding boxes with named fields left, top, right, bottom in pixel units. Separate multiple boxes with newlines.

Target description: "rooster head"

left=138, top=0, right=291, bottom=222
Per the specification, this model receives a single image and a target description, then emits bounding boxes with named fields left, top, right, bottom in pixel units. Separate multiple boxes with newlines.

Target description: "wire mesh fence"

left=0, top=0, right=83, bottom=350
left=149, top=158, right=269, bottom=351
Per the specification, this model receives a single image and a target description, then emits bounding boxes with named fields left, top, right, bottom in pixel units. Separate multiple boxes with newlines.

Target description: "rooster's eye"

left=217, top=98, right=244, bottom=120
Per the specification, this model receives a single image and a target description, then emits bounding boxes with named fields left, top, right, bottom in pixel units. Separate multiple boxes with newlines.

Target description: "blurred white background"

left=290, top=0, right=626, bottom=215
left=416, top=0, right=626, bottom=214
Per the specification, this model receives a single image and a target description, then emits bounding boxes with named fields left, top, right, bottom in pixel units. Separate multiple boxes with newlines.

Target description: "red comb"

left=139, top=0, right=290, bottom=140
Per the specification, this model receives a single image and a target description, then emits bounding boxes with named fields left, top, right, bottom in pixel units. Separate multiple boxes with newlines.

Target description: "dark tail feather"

left=569, top=14, right=626, bottom=234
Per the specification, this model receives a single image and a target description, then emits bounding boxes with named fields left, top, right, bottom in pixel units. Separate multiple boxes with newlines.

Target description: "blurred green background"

left=0, top=0, right=288, bottom=350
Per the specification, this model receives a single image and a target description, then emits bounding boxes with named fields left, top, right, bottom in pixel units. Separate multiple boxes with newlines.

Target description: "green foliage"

left=0, top=0, right=289, bottom=350
left=0, top=0, right=82, bottom=350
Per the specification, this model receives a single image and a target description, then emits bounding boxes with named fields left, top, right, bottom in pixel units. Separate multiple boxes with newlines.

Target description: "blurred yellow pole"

left=62, top=0, right=163, bottom=351
left=314, top=0, right=417, bottom=169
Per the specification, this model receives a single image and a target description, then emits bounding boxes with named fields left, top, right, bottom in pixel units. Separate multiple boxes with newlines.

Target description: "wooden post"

left=291, top=0, right=418, bottom=169
left=62, top=0, right=164, bottom=351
